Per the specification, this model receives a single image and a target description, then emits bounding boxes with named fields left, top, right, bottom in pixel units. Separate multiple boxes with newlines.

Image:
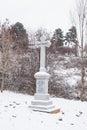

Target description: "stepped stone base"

left=29, top=98, right=55, bottom=112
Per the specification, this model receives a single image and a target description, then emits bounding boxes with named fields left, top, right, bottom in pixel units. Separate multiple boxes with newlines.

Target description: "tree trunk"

left=80, top=62, right=85, bottom=101
left=1, top=72, right=5, bottom=92
left=1, top=48, right=5, bottom=93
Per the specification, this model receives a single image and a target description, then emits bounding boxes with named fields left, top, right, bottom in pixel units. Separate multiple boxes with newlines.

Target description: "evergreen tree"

left=65, top=26, right=78, bottom=56
left=52, top=28, right=64, bottom=47
left=65, top=26, right=78, bottom=45
left=11, top=22, right=29, bottom=53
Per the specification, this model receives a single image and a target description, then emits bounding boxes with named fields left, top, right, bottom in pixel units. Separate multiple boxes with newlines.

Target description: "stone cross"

left=35, top=36, right=51, bottom=72
left=30, top=36, right=55, bottom=112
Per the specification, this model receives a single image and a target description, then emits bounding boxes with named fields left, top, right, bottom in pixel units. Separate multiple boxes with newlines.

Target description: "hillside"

left=0, top=49, right=87, bottom=100
left=47, top=52, right=87, bottom=100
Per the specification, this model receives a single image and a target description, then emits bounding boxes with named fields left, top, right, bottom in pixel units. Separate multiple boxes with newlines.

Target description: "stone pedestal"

left=30, top=71, right=55, bottom=112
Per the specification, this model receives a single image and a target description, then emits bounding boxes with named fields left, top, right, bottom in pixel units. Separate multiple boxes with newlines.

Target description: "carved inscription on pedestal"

left=37, top=80, right=45, bottom=93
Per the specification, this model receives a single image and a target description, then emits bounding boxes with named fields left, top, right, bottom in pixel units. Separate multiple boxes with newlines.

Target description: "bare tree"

left=0, top=20, right=12, bottom=92
left=71, top=0, right=87, bottom=101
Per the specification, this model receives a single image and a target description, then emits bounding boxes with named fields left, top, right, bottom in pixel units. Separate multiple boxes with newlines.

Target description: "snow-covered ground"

left=0, top=91, right=87, bottom=130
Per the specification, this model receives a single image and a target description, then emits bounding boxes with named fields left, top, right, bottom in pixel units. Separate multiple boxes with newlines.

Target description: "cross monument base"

left=29, top=71, right=55, bottom=112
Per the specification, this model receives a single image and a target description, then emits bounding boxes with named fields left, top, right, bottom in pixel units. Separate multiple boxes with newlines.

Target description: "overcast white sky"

left=0, top=0, right=74, bottom=32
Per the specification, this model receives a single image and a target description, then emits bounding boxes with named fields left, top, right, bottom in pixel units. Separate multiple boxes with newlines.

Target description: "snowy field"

left=0, top=91, right=87, bottom=130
